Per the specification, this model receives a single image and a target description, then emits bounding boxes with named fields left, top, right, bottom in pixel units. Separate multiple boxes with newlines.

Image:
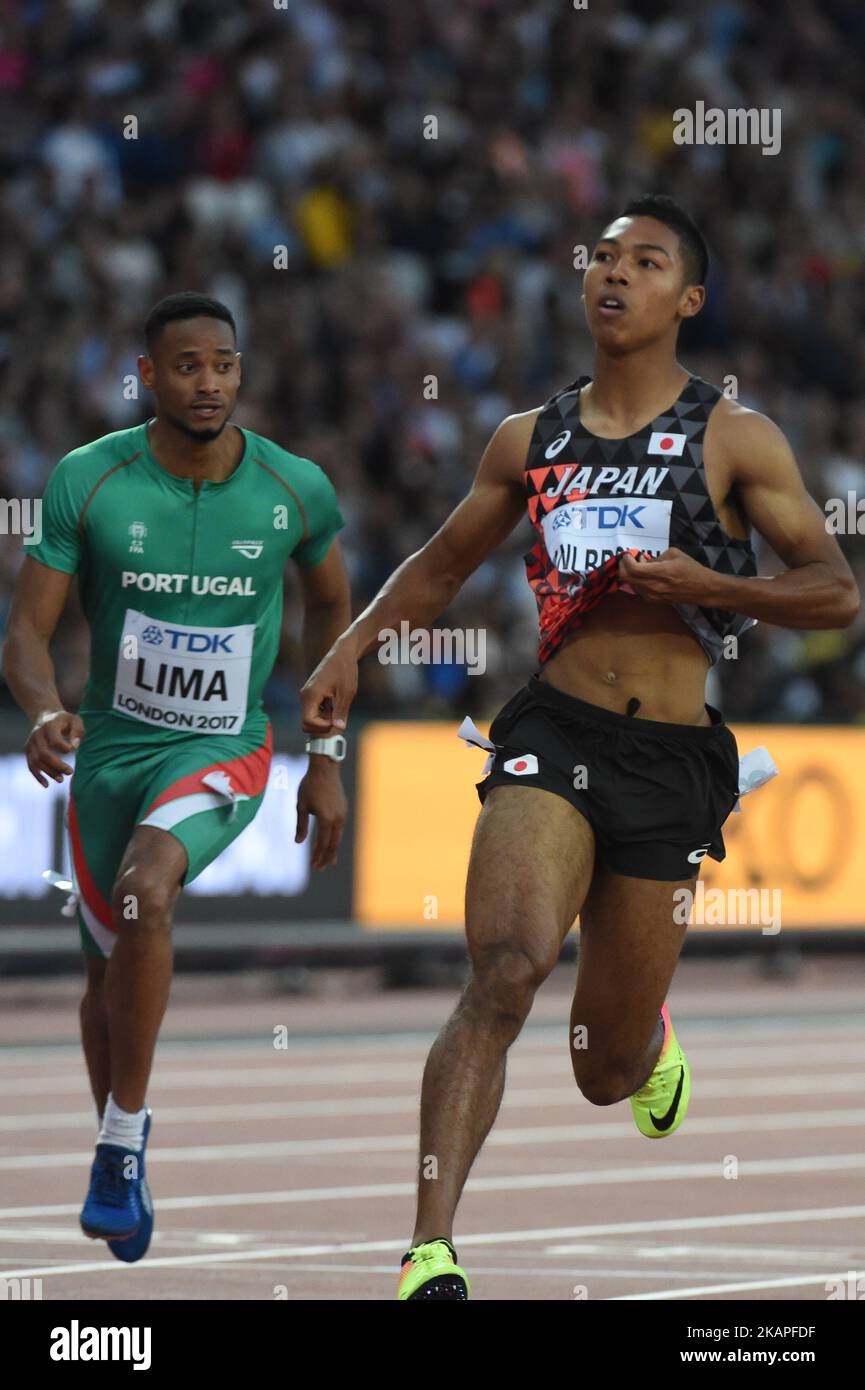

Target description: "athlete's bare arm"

left=294, top=539, right=352, bottom=679
left=619, top=405, right=859, bottom=628
left=293, top=539, right=353, bottom=868
left=299, top=411, right=537, bottom=733
left=2, top=556, right=86, bottom=785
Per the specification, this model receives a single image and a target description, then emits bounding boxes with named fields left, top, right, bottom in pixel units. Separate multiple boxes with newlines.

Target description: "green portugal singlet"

left=27, top=419, right=345, bottom=743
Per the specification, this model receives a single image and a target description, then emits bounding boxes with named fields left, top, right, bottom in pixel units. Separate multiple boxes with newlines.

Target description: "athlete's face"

left=582, top=216, right=704, bottom=352
left=138, top=317, right=242, bottom=442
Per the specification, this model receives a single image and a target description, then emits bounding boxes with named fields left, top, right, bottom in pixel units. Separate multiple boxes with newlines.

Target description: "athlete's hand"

left=617, top=548, right=717, bottom=606
left=295, top=761, right=348, bottom=869
left=299, top=641, right=358, bottom=736
left=25, top=711, right=85, bottom=788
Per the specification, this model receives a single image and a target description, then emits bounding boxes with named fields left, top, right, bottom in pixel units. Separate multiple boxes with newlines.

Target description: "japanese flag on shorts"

left=503, top=753, right=538, bottom=775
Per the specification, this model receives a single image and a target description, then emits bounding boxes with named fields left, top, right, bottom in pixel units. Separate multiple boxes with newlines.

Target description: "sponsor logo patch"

left=687, top=843, right=712, bottom=863
left=540, top=496, right=672, bottom=575
left=544, top=430, right=572, bottom=460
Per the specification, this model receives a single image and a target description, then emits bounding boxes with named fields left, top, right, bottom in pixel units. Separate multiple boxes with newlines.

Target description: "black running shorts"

left=476, top=674, right=742, bottom=881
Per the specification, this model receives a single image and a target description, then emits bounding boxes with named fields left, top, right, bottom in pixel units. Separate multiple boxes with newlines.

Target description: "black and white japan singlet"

left=524, top=373, right=758, bottom=666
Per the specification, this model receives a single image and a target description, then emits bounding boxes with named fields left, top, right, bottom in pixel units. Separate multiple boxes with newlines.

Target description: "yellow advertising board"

left=355, top=722, right=865, bottom=931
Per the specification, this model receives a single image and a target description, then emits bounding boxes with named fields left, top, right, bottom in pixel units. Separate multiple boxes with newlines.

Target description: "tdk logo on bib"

left=141, top=623, right=234, bottom=654
left=541, top=496, right=672, bottom=574
left=550, top=502, right=647, bottom=532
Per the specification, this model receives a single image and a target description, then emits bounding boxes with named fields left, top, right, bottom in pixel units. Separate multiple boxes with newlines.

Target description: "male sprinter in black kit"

left=300, top=195, right=859, bottom=1299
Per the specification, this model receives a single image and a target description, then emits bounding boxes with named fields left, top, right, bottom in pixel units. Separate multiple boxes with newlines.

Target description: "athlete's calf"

left=103, top=827, right=187, bottom=1112
left=410, top=787, right=594, bottom=1245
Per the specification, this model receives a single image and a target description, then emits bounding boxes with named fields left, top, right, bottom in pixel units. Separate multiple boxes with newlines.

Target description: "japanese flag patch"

left=503, top=753, right=538, bottom=776
left=647, top=431, right=686, bottom=456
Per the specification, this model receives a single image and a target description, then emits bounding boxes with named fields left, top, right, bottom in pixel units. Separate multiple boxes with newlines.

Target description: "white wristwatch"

left=305, top=734, right=347, bottom=763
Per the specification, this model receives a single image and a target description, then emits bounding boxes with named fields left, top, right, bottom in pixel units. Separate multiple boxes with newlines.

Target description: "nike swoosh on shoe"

left=649, top=1065, right=685, bottom=1132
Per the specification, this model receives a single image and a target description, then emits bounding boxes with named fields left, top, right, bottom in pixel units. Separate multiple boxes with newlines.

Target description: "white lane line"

left=0, top=1228, right=284, bottom=1248
left=540, top=1204, right=865, bottom=1243
left=554, top=1241, right=861, bottom=1266
left=7, top=1195, right=864, bottom=1235
left=3, top=1257, right=819, bottom=1285
left=613, top=1270, right=865, bottom=1300
left=3, top=1070, right=865, bottom=1133
left=0, top=1031, right=560, bottom=1072
left=2, top=1155, right=865, bottom=1265
left=189, top=1263, right=832, bottom=1283
left=4, top=1022, right=864, bottom=1065
left=6, top=1228, right=848, bottom=1269
left=3, top=1105, right=865, bottom=1168
left=3, top=1200, right=865, bottom=1277
left=2, top=1038, right=865, bottom=1096
left=0, top=1227, right=115, bottom=1245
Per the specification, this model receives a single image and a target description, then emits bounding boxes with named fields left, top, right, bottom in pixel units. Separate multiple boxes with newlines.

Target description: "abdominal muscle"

left=539, top=591, right=713, bottom=726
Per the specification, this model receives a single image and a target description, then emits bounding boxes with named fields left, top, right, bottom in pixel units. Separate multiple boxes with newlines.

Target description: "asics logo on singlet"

left=544, top=430, right=571, bottom=459
left=231, top=540, right=263, bottom=559
left=687, top=844, right=712, bottom=863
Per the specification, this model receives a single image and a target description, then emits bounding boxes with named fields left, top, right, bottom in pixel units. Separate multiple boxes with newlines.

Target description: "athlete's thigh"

left=113, top=823, right=189, bottom=903
left=465, top=784, right=596, bottom=971
left=130, top=722, right=272, bottom=889
left=572, top=868, right=695, bottom=1058
left=69, top=753, right=145, bottom=959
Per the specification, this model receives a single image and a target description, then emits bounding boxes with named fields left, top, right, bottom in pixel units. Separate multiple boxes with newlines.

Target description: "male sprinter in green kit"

left=300, top=195, right=859, bottom=1299
left=2, top=292, right=351, bottom=1262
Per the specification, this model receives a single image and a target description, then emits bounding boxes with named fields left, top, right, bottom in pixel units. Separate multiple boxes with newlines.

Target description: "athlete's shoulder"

left=242, top=430, right=330, bottom=488
left=49, top=423, right=148, bottom=488
left=480, top=408, right=544, bottom=482
left=705, top=394, right=795, bottom=480
left=242, top=430, right=343, bottom=552
left=707, top=393, right=790, bottom=446
left=501, top=405, right=545, bottom=436
left=495, top=377, right=587, bottom=470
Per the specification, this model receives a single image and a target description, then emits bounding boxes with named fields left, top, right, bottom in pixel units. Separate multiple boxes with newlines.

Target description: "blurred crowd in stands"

left=1, top=0, right=864, bottom=726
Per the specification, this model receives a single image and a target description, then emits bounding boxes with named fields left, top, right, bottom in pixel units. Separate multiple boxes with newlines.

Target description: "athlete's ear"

left=678, top=285, right=705, bottom=319
left=137, top=354, right=154, bottom=390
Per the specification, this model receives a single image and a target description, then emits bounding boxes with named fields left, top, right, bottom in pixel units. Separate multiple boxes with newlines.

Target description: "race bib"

left=541, top=497, right=672, bottom=575
left=113, top=609, right=254, bottom=735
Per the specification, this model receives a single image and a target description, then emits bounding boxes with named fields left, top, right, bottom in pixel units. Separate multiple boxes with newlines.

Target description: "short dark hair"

left=144, top=292, right=237, bottom=352
left=620, top=194, right=708, bottom=288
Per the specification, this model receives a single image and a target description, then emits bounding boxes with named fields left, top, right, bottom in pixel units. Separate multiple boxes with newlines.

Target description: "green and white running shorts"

left=67, top=718, right=273, bottom=958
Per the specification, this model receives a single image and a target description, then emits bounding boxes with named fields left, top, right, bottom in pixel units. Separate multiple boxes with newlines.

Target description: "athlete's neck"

left=581, top=351, right=691, bottom=437
left=147, top=419, right=244, bottom=487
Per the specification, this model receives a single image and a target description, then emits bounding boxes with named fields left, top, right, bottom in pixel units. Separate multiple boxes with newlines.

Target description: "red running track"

left=1, top=956, right=864, bottom=1301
